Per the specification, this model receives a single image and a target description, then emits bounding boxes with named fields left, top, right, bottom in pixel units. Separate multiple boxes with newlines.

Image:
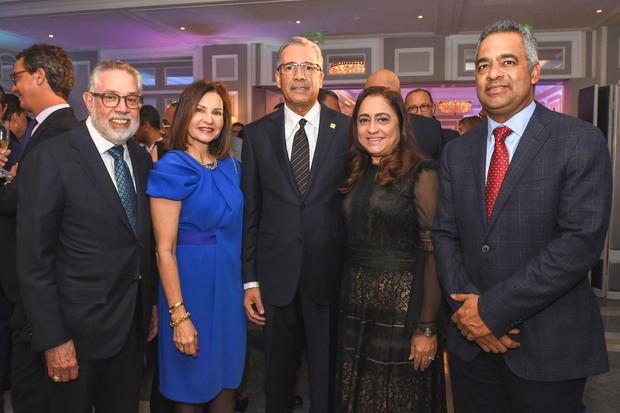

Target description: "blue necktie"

left=108, top=146, right=138, bottom=234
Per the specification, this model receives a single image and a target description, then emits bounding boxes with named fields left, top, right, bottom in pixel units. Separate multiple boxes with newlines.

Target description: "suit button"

left=481, top=245, right=490, bottom=253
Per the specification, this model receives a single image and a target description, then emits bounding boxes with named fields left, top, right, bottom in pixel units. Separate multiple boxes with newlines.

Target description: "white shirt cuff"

left=243, top=281, right=260, bottom=290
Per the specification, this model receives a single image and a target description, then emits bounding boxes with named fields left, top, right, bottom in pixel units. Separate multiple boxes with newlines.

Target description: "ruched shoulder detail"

left=147, top=150, right=201, bottom=200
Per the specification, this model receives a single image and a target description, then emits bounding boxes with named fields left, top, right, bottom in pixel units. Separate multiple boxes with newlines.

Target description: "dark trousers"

left=10, top=304, right=52, bottom=413
left=0, top=288, right=11, bottom=412
left=449, top=351, right=586, bottom=413
left=50, top=304, right=144, bottom=413
left=264, top=292, right=332, bottom=413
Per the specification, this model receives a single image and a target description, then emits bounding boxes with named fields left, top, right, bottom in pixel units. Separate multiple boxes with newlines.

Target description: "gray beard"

left=91, top=106, right=139, bottom=146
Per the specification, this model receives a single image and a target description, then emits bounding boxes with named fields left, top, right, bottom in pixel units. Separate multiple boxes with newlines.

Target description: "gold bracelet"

left=168, top=301, right=184, bottom=314
left=169, top=312, right=191, bottom=328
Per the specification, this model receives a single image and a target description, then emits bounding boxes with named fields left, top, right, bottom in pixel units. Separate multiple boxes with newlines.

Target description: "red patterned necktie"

left=486, top=126, right=512, bottom=220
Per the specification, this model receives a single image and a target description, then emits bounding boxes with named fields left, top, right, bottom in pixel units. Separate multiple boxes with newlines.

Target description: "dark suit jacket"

left=432, top=102, right=612, bottom=381
left=241, top=105, right=349, bottom=306
left=16, top=122, right=155, bottom=360
left=0, top=107, right=78, bottom=304
left=409, top=114, right=443, bottom=160
left=441, top=127, right=459, bottom=145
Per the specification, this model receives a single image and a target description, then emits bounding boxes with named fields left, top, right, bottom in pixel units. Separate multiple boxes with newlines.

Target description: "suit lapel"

left=22, top=110, right=56, bottom=156
left=127, top=141, right=147, bottom=238
left=485, top=103, right=553, bottom=234
left=69, top=123, right=136, bottom=237
left=306, top=106, right=338, bottom=197
left=469, top=122, right=489, bottom=227
left=267, top=108, right=300, bottom=195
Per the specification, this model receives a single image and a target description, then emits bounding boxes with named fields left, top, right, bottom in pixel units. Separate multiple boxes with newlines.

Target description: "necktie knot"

left=298, top=118, right=307, bottom=128
left=108, top=145, right=124, bottom=160
left=493, top=126, right=512, bottom=144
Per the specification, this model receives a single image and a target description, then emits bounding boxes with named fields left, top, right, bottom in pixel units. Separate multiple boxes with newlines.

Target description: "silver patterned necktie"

left=108, top=145, right=138, bottom=234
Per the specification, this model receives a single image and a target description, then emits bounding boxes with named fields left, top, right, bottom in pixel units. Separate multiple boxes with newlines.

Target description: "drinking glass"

left=0, top=128, right=13, bottom=178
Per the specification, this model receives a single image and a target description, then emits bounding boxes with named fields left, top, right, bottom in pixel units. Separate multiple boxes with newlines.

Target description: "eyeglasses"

left=10, top=70, right=29, bottom=84
left=277, top=62, right=322, bottom=75
left=407, top=103, right=434, bottom=113
left=90, top=92, right=144, bottom=109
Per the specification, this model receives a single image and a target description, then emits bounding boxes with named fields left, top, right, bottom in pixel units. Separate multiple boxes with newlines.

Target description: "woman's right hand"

left=173, top=315, right=199, bottom=358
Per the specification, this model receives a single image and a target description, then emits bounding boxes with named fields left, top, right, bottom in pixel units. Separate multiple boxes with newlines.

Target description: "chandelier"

left=437, top=100, right=473, bottom=114
left=328, top=60, right=365, bottom=75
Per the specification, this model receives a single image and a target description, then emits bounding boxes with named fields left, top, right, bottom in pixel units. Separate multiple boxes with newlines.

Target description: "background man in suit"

left=405, top=88, right=460, bottom=143
left=0, top=43, right=78, bottom=412
left=432, top=20, right=612, bottom=412
left=16, top=60, right=156, bottom=412
left=241, top=36, right=349, bottom=412
left=134, top=104, right=167, bottom=162
left=364, top=69, right=444, bottom=159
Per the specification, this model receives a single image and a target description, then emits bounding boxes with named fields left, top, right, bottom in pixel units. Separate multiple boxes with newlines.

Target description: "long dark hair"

left=169, top=81, right=232, bottom=160
left=340, top=86, right=427, bottom=193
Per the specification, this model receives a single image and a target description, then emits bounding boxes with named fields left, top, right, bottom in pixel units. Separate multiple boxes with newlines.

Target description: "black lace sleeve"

left=405, top=163, right=445, bottom=335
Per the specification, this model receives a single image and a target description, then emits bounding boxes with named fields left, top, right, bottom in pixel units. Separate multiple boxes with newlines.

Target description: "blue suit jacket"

left=432, top=102, right=611, bottom=381
left=241, top=105, right=349, bottom=306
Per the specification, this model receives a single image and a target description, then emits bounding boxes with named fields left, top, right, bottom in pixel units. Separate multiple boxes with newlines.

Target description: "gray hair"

left=476, top=20, right=539, bottom=72
left=277, top=36, right=324, bottom=71
left=89, top=60, right=142, bottom=94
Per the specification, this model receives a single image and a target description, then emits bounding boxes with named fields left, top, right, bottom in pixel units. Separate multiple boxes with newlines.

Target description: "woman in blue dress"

left=147, top=81, right=245, bottom=413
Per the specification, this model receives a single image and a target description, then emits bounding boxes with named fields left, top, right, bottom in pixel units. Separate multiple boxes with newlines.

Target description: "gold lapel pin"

left=330, top=123, right=336, bottom=129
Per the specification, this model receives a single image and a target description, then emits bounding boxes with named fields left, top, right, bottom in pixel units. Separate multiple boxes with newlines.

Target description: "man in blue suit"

left=241, top=36, right=349, bottom=412
left=432, top=20, right=612, bottom=412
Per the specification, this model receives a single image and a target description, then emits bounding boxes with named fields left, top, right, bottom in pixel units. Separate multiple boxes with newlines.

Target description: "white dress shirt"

left=284, top=101, right=321, bottom=168
left=85, top=116, right=136, bottom=191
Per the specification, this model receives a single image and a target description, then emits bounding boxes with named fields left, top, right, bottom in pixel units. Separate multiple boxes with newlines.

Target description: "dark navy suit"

left=241, top=105, right=349, bottom=412
left=432, top=102, right=611, bottom=411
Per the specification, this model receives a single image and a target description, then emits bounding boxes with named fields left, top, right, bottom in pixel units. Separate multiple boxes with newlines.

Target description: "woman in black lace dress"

left=335, top=86, right=446, bottom=412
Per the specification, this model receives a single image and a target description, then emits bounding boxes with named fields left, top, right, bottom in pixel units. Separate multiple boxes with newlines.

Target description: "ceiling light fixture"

left=418, top=15, right=424, bottom=19
left=296, top=20, right=302, bottom=24
left=329, top=60, right=365, bottom=75
left=48, top=34, right=54, bottom=38
left=596, top=9, right=603, bottom=14
left=179, top=26, right=186, bottom=30
left=438, top=100, right=472, bottom=114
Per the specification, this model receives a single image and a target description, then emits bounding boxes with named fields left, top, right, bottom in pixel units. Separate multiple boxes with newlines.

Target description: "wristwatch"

left=420, top=327, right=435, bottom=337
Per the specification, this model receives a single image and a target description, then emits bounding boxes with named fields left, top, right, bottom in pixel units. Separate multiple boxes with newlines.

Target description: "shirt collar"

left=86, top=116, right=126, bottom=155
left=35, top=103, right=70, bottom=126
left=284, top=101, right=321, bottom=130
left=487, top=100, right=536, bottom=140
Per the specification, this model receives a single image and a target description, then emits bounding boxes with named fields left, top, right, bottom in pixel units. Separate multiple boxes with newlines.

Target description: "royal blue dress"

left=147, top=150, right=246, bottom=404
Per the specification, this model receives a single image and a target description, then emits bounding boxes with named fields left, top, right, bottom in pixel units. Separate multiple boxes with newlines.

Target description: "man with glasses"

left=405, top=88, right=459, bottom=143
left=0, top=43, right=78, bottom=413
left=365, top=69, right=444, bottom=160
left=16, top=60, right=156, bottom=412
left=241, top=36, right=349, bottom=412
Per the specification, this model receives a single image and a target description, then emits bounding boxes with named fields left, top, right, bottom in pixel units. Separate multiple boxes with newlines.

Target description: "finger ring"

left=428, top=356, right=434, bottom=361
left=52, top=376, right=61, bottom=382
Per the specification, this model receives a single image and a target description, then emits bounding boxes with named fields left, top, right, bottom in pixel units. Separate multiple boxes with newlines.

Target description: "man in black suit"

left=0, top=43, right=78, bottom=412
left=432, top=20, right=612, bottom=412
left=405, top=88, right=460, bottom=144
left=134, top=104, right=167, bottom=162
left=364, top=69, right=443, bottom=159
left=241, top=36, right=349, bottom=412
left=17, top=60, right=156, bottom=412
